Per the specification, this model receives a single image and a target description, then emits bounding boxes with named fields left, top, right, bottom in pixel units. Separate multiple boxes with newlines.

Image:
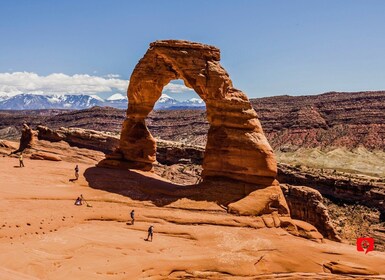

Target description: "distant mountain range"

left=0, top=93, right=205, bottom=110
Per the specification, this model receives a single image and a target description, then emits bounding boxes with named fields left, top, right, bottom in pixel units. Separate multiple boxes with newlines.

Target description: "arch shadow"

left=84, top=166, right=254, bottom=208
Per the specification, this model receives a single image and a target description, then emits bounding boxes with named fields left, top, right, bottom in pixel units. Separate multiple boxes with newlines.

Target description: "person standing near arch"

left=145, top=225, right=154, bottom=242
left=74, top=165, right=79, bottom=180
left=19, top=153, right=24, bottom=167
left=130, top=209, right=135, bottom=225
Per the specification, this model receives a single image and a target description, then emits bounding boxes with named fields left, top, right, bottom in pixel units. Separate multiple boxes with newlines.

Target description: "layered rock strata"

left=281, top=184, right=340, bottom=241
left=37, top=125, right=119, bottom=154
left=278, top=163, right=385, bottom=215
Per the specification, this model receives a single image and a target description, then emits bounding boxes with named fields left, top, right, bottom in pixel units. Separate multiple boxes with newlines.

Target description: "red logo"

left=356, top=237, right=374, bottom=254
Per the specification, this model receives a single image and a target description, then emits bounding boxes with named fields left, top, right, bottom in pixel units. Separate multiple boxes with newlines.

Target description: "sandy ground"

left=1, top=142, right=385, bottom=279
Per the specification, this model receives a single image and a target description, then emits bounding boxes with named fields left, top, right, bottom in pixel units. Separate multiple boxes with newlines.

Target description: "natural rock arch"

left=102, top=40, right=277, bottom=187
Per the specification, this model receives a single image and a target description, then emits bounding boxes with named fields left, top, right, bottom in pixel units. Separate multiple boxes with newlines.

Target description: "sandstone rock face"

left=18, top=124, right=37, bottom=152
left=156, top=140, right=204, bottom=165
left=37, top=125, right=119, bottom=154
left=35, top=124, right=326, bottom=240
left=30, top=152, right=62, bottom=161
left=281, top=184, right=341, bottom=241
left=278, top=163, right=385, bottom=216
left=104, top=40, right=277, bottom=186
left=0, top=140, right=17, bottom=149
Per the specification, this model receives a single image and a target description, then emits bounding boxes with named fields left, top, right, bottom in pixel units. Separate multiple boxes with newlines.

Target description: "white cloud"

left=0, top=72, right=128, bottom=96
left=0, top=72, right=193, bottom=98
left=104, top=74, right=121, bottom=78
left=163, top=83, right=193, bottom=93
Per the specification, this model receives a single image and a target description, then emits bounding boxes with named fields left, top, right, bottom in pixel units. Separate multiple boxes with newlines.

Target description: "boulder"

left=292, top=219, right=324, bottom=242
left=228, top=184, right=289, bottom=216
left=30, top=152, right=62, bottom=161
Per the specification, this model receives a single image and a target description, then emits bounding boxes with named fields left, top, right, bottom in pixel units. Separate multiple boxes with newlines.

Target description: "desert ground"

left=1, top=141, right=385, bottom=279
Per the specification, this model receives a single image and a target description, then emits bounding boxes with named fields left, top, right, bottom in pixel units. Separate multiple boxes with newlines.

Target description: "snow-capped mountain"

left=154, top=94, right=205, bottom=109
left=154, top=94, right=179, bottom=109
left=0, top=93, right=205, bottom=110
left=106, top=93, right=127, bottom=101
left=187, top=97, right=204, bottom=105
left=0, top=94, right=104, bottom=110
left=0, top=93, right=17, bottom=101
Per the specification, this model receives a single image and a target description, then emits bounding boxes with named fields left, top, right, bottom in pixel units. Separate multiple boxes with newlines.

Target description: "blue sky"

left=1, top=0, right=385, bottom=100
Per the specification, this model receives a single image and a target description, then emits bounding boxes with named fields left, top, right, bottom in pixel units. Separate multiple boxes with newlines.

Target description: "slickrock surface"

left=33, top=127, right=313, bottom=237
left=1, top=141, right=385, bottom=279
left=33, top=128, right=341, bottom=242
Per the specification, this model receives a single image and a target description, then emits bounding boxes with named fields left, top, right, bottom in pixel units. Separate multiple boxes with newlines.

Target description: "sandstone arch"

left=104, top=40, right=278, bottom=187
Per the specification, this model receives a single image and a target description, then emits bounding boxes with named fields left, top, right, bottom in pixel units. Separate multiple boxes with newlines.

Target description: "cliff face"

left=136, top=90, right=385, bottom=151
left=277, top=163, right=385, bottom=215
left=1, top=90, right=385, bottom=151
left=280, top=184, right=340, bottom=242
left=252, top=91, right=385, bottom=151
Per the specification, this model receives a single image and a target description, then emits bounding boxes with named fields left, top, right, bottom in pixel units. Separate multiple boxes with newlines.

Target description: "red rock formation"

left=103, top=40, right=277, bottom=185
left=12, top=124, right=37, bottom=153
left=2, top=90, right=385, bottom=151
left=30, top=152, right=62, bottom=161
left=37, top=125, right=119, bottom=154
left=278, top=163, right=385, bottom=216
left=281, top=184, right=341, bottom=241
left=97, top=40, right=294, bottom=221
left=33, top=124, right=326, bottom=240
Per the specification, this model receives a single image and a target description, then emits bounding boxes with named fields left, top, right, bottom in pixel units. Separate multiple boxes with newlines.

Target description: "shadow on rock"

left=84, top=166, right=255, bottom=208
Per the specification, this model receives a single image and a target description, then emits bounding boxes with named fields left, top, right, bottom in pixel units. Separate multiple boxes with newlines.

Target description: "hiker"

left=74, top=196, right=82, bottom=206
left=130, top=210, right=135, bottom=225
left=74, top=165, right=79, bottom=180
left=145, top=225, right=154, bottom=242
left=79, top=194, right=92, bottom=207
left=19, top=153, right=24, bottom=167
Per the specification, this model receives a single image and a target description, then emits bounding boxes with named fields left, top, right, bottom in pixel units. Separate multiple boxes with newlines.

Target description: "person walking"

left=74, top=196, right=82, bottom=206
left=19, top=153, right=24, bottom=167
left=130, top=210, right=135, bottom=225
left=145, top=225, right=154, bottom=242
left=74, top=165, right=79, bottom=180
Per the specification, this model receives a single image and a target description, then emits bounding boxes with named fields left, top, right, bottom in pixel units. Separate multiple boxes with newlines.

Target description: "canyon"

left=1, top=39, right=384, bottom=278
